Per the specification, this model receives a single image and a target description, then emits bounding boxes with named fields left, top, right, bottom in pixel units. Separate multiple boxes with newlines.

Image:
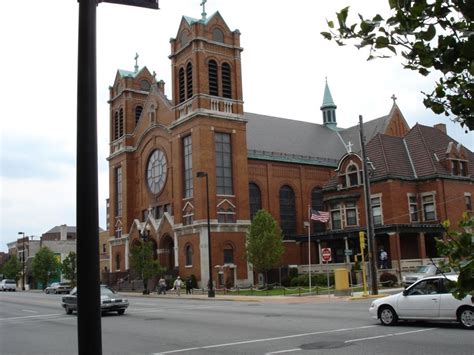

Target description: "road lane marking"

left=344, top=328, right=436, bottom=343
left=0, top=313, right=62, bottom=321
left=154, top=325, right=376, bottom=354
left=21, top=309, right=38, bottom=313
left=266, top=349, right=302, bottom=354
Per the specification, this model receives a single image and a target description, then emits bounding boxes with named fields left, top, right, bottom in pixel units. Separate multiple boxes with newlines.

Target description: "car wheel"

left=379, top=306, right=398, bottom=326
left=117, top=309, right=125, bottom=315
left=65, top=305, right=73, bottom=315
left=45, top=290, right=50, bottom=294
left=458, top=307, right=474, bottom=330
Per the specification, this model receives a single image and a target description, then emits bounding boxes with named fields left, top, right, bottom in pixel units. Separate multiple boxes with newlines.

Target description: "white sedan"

left=369, top=275, right=473, bottom=329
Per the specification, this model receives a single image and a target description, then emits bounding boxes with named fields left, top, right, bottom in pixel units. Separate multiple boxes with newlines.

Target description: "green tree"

left=129, top=240, right=164, bottom=294
left=436, top=213, right=474, bottom=302
left=32, top=247, right=60, bottom=289
left=1, top=256, right=22, bottom=281
left=61, top=252, right=77, bottom=287
left=246, top=209, right=285, bottom=286
left=321, top=0, right=474, bottom=131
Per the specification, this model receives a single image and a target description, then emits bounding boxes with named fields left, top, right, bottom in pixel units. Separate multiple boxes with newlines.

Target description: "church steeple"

left=320, top=78, right=337, bottom=128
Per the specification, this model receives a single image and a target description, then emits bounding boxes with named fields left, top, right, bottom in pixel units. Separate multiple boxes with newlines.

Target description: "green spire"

left=321, top=78, right=336, bottom=109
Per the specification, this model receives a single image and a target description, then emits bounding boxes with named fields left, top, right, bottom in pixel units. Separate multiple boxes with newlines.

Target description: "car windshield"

left=60, top=282, right=70, bottom=286
left=100, top=286, right=116, bottom=295
left=5, top=280, right=15, bottom=283
left=415, top=266, right=431, bottom=273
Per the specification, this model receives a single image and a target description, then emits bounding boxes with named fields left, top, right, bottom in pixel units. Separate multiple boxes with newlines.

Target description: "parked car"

left=44, top=282, right=72, bottom=294
left=61, top=285, right=129, bottom=315
left=402, top=264, right=456, bottom=286
left=369, top=275, right=473, bottom=329
left=0, top=279, right=16, bottom=291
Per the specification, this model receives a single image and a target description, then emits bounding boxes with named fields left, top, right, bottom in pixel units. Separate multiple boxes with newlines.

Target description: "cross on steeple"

left=134, top=53, right=139, bottom=73
left=200, top=0, right=207, bottom=21
left=391, top=94, right=397, bottom=104
left=346, top=141, right=353, bottom=153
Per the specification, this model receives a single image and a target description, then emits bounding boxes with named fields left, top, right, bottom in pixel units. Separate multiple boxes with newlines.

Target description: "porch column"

left=344, top=237, right=350, bottom=263
left=388, top=232, right=402, bottom=282
left=317, top=240, right=322, bottom=265
left=418, top=233, right=427, bottom=260
left=124, top=236, right=129, bottom=270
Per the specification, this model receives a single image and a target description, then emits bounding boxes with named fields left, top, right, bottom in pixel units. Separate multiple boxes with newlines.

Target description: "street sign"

left=321, top=247, right=332, bottom=262
left=344, top=249, right=353, bottom=256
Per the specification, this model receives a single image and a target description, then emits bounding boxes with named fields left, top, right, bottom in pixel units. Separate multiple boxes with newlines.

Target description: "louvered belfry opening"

left=135, top=106, right=143, bottom=125
left=114, top=111, right=119, bottom=140
left=186, top=63, right=193, bottom=99
left=119, top=108, right=124, bottom=137
left=179, top=68, right=185, bottom=103
left=208, top=60, right=218, bottom=96
left=222, top=62, right=232, bottom=99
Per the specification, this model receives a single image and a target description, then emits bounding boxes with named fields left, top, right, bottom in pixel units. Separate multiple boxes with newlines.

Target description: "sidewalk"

left=118, top=288, right=403, bottom=303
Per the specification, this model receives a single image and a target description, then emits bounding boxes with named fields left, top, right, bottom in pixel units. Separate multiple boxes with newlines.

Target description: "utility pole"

left=359, top=115, right=378, bottom=295
left=76, top=1, right=158, bottom=354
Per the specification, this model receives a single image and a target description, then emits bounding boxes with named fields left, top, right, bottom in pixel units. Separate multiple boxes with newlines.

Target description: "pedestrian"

left=157, top=277, right=166, bottom=295
left=379, top=247, right=388, bottom=269
left=186, top=277, right=193, bottom=294
left=173, top=276, right=182, bottom=296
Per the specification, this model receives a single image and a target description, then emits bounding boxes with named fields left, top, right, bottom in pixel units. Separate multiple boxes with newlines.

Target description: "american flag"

left=311, top=210, right=330, bottom=223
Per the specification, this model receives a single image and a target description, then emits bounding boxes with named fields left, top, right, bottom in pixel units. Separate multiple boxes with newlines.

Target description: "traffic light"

left=359, top=231, right=366, bottom=249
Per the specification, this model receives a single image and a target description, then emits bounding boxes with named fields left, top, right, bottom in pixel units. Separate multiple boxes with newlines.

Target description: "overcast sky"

left=0, top=0, right=472, bottom=252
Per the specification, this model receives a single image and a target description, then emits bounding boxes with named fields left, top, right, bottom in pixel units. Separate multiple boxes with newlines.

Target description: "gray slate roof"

left=245, top=112, right=391, bottom=167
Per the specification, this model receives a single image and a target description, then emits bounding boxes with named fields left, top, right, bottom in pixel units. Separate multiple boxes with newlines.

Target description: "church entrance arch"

left=159, top=234, right=175, bottom=273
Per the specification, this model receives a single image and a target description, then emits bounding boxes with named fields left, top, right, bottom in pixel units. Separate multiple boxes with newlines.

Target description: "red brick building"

left=106, top=11, right=473, bottom=288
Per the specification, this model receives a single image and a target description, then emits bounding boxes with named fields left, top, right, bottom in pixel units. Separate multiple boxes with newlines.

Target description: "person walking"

left=157, top=277, right=166, bottom=295
left=173, top=276, right=182, bottom=296
left=186, top=277, right=193, bottom=295
left=379, top=247, right=388, bottom=269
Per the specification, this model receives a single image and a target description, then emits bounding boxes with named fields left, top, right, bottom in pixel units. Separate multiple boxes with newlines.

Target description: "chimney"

left=60, top=224, right=67, bottom=241
left=434, top=123, right=446, bottom=134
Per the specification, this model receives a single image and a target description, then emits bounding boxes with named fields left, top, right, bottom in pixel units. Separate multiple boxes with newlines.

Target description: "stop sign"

left=321, top=247, right=332, bottom=262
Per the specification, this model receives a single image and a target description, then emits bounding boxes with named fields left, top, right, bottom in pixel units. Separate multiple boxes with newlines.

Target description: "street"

left=0, top=291, right=472, bottom=355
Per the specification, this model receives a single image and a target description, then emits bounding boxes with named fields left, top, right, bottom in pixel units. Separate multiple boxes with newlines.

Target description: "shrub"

left=379, top=272, right=398, bottom=287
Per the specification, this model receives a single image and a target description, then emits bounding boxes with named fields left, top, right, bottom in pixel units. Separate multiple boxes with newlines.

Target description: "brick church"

left=105, top=10, right=474, bottom=288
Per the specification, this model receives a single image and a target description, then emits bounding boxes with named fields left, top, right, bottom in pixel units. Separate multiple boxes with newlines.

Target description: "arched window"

left=222, top=63, right=232, bottom=99
left=279, top=185, right=296, bottom=236
left=119, top=108, right=124, bottom=137
left=114, top=111, right=119, bottom=140
left=249, top=183, right=262, bottom=220
left=212, top=27, right=224, bottom=43
left=178, top=68, right=185, bottom=103
left=346, top=163, right=360, bottom=187
left=208, top=60, right=218, bottom=96
left=311, top=187, right=325, bottom=232
left=186, top=63, right=193, bottom=99
left=185, top=244, right=193, bottom=266
left=135, top=105, right=143, bottom=125
left=223, top=243, right=234, bottom=264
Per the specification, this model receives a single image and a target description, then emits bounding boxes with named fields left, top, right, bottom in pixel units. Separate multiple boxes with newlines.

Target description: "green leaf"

left=422, top=24, right=436, bottom=41
left=327, top=20, right=334, bottom=29
left=431, top=102, right=445, bottom=114
left=337, top=6, right=350, bottom=27
left=321, top=32, right=332, bottom=40
left=375, top=36, right=389, bottom=48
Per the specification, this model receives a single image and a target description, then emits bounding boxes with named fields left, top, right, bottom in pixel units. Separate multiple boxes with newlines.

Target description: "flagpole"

left=308, top=205, right=312, bottom=295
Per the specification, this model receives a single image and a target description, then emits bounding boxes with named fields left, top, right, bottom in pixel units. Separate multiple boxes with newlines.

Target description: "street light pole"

left=140, top=225, right=150, bottom=294
left=18, top=232, right=26, bottom=291
left=196, top=171, right=215, bottom=297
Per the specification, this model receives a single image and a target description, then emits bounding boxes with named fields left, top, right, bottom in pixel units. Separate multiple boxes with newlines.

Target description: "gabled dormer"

left=384, top=97, right=410, bottom=137
left=169, top=11, right=244, bottom=120
left=445, top=141, right=469, bottom=177
left=335, top=153, right=364, bottom=189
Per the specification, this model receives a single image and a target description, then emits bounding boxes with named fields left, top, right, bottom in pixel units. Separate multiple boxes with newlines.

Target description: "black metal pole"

left=359, top=115, right=378, bottom=295
left=18, top=232, right=26, bottom=291
left=77, top=0, right=102, bottom=354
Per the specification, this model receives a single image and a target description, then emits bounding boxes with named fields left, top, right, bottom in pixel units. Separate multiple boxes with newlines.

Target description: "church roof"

left=183, top=11, right=219, bottom=26
left=245, top=112, right=346, bottom=166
